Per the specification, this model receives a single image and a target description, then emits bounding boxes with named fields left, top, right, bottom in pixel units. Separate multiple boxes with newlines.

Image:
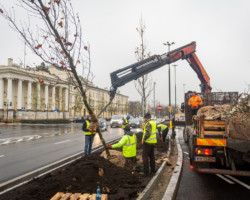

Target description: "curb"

left=136, top=135, right=172, bottom=200
left=0, top=137, right=121, bottom=195
left=137, top=161, right=167, bottom=200
left=162, top=136, right=183, bottom=200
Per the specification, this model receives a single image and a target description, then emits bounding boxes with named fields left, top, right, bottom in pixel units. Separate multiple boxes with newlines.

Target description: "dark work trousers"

left=191, top=109, right=198, bottom=118
left=142, top=143, right=155, bottom=175
left=162, top=128, right=169, bottom=142
left=125, top=156, right=136, bottom=170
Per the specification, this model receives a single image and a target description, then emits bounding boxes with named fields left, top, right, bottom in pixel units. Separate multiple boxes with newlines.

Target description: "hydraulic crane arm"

left=109, top=41, right=212, bottom=100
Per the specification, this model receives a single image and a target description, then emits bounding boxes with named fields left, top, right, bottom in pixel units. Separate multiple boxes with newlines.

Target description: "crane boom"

left=109, top=41, right=212, bottom=100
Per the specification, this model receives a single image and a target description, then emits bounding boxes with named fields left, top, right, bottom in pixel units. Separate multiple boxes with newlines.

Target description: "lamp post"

left=163, top=41, right=175, bottom=127
left=183, top=83, right=186, bottom=101
left=45, top=103, right=49, bottom=119
left=154, top=82, right=156, bottom=117
left=172, top=64, right=178, bottom=113
left=4, top=100, right=12, bottom=121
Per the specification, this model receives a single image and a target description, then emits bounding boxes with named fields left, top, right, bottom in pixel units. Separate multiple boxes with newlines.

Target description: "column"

left=17, top=79, right=23, bottom=110
left=64, top=87, right=68, bottom=111
left=59, top=86, right=62, bottom=110
left=7, top=78, right=13, bottom=109
left=52, top=86, right=55, bottom=110
left=27, top=81, right=32, bottom=110
left=0, top=78, right=4, bottom=109
left=37, top=83, right=41, bottom=110
left=45, top=84, right=48, bottom=111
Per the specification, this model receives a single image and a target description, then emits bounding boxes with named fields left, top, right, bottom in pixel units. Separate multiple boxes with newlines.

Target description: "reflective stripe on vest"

left=143, top=120, right=157, bottom=144
left=124, top=135, right=137, bottom=146
left=123, top=134, right=136, bottom=157
left=84, top=120, right=96, bottom=135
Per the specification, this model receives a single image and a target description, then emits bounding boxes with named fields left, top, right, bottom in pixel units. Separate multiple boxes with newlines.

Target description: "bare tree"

left=134, top=17, right=153, bottom=114
left=0, top=0, right=111, bottom=157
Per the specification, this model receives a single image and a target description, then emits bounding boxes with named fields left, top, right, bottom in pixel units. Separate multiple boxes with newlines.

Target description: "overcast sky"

left=0, top=0, right=249, bottom=107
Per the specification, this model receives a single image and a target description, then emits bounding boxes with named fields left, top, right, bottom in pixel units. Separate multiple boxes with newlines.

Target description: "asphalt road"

left=0, top=124, right=138, bottom=183
left=176, top=127, right=250, bottom=200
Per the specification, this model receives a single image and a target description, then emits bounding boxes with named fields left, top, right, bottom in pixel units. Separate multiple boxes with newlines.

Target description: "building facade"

left=0, top=58, right=128, bottom=120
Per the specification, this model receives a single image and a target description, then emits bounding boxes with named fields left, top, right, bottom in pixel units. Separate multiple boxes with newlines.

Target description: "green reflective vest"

left=112, top=134, right=137, bottom=158
left=84, top=120, right=96, bottom=136
left=122, top=118, right=128, bottom=129
left=157, top=124, right=168, bottom=131
left=143, top=120, right=157, bottom=144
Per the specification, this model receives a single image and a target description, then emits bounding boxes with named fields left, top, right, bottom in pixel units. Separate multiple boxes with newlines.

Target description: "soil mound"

left=0, top=132, right=171, bottom=200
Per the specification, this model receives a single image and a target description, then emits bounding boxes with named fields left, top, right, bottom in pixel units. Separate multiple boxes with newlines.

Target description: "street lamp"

left=163, top=41, right=175, bottom=125
left=4, top=100, right=12, bottom=121
left=183, top=83, right=186, bottom=101
left=154, top=82, right=156, bottom=117
left=172, top=64, right=178, bottom=112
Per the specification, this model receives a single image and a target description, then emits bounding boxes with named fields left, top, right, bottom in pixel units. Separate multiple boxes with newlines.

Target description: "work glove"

left=142, top=141, right=144, bottom=145
left=159, top=137, right=162, bottom=140
left=108, top=145, right=112, bottom=149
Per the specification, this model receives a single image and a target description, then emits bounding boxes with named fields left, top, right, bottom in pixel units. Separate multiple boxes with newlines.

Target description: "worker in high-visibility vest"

left=157, top=123, right=169, bottom=142
left=188, top=91, right=203, bottom=117
left=108, top=125, right=137, bottom=169
left=82, top=115, right=96, bottom=155
left=122, top=115, right=130, bottom=131
left=142, top=112, right=157, bottom=176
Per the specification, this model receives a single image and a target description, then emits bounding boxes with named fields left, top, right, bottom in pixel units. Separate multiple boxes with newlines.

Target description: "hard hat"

left=126, top=115, right=130, bottom=119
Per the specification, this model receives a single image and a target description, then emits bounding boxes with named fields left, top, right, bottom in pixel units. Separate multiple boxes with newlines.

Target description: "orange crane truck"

left=108, top=41, right=250, bottom=176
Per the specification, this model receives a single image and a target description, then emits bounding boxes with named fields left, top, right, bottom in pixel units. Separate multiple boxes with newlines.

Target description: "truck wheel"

left=183, top=128, right=188, bottom=143
left=188, top=135, right=196, bottom=167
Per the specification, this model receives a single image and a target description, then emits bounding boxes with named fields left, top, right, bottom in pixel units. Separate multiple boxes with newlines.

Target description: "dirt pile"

left=0, top=132, right=170, bottom=200
left=226, top=94, right=250, bottom=140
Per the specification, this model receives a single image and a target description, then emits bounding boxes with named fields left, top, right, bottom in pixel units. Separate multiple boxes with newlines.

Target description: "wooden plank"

left=88, top=194, right=96, bottom=200
left=200, top=116, right=204, bottom=138
left=204, top=121, right=225, bottom=125
left=204, top=131, right=226, bottom=135
left=101, top=194, right=108, bottom=200
left=79, top=193, right=90, bottom=200
left=70, top=193, right=82, bottom=200
left=61, top=193, right=72, bottom=200
left=204, top=124, right=225, bottom=128
left=50, top=192, right=64, bottom=200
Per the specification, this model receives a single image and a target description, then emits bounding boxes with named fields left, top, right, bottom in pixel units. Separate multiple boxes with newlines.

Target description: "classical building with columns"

left=0, top=58, right=128, bottom=120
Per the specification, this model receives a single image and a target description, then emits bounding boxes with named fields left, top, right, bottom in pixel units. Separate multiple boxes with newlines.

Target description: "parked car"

left=72, top=117, right=85, bottom=123
left=105, top=117, right=111, bottom=122
left=110, top=115, right=125, bottom=128
left=130, top=118, right=143, bottom=128
left=176, top=115, right=185, bottom=121
left=99, top=118, right=108, bottom=131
